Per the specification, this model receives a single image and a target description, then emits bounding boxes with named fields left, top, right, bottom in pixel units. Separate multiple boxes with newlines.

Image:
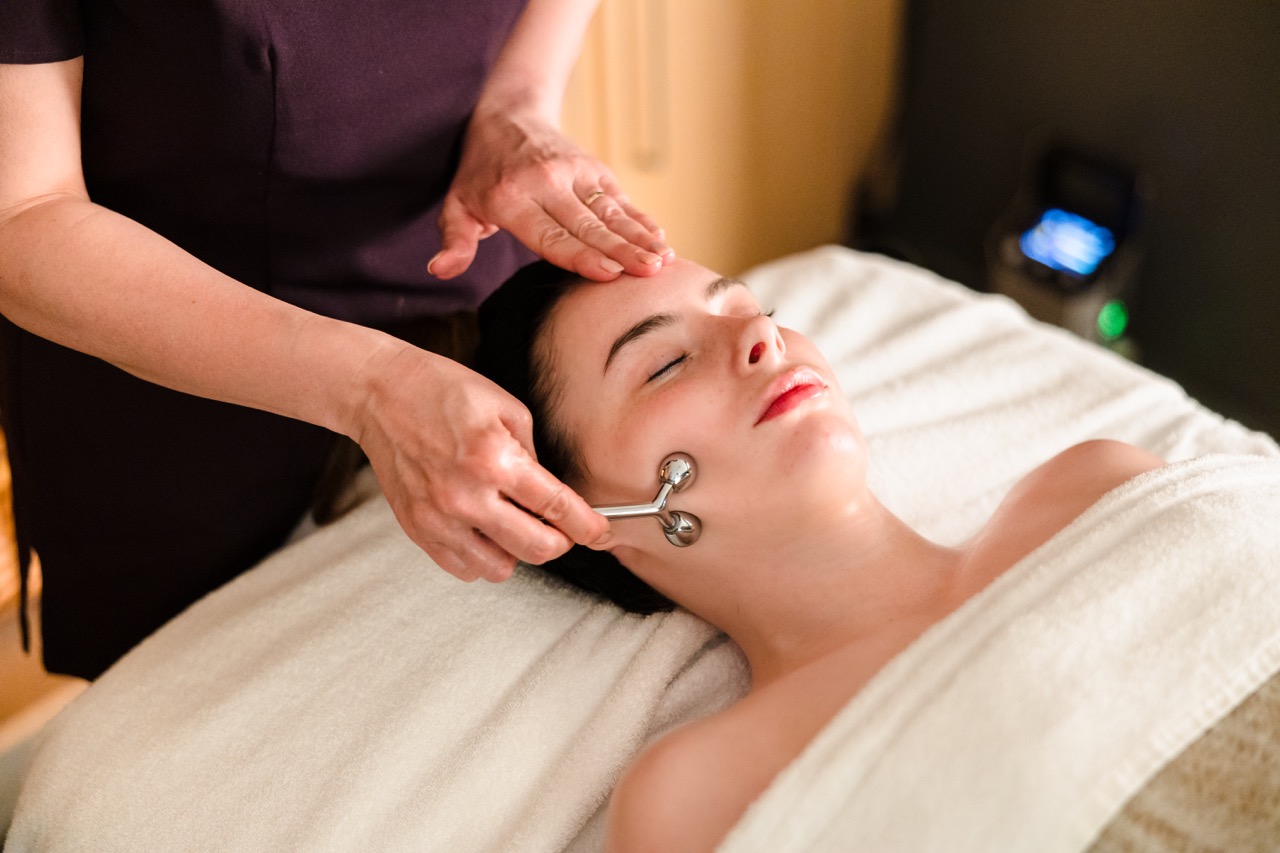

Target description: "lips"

left=755, top=367, right=828, bottom=425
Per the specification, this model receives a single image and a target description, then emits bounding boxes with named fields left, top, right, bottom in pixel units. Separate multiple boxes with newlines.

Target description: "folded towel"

left=719, top=454, right=1280, bottom=852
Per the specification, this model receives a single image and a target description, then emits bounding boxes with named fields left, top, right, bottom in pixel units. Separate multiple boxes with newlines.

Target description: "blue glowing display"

left=1020, top=208, right=1116, bottom=276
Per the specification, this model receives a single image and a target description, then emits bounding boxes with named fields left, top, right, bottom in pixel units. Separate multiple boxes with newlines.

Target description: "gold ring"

left=582, top=190, right=606, bottom=207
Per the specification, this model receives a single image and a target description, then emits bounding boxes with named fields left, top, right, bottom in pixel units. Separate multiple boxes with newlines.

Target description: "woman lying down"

left=474, top=259, right=1280, bottom=852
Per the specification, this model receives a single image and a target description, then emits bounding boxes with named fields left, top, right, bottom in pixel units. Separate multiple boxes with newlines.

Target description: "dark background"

left=851, top=0, right=1280, bottom=439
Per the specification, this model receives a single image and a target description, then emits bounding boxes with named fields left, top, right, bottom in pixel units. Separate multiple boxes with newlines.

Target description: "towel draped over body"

left=9, top=248, right=1280, bottom=851
left=720, top=454, right=1280, bottom=852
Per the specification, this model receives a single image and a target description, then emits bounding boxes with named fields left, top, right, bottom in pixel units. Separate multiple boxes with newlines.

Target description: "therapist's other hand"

left=353, top=344, right=608, bottom=583
left=430, top=106, right=674, bottom=282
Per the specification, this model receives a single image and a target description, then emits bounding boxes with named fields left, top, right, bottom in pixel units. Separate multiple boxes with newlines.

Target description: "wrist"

left=473, top=83, right=563, bottom=127
left=295, top=316, right=411, bottom=441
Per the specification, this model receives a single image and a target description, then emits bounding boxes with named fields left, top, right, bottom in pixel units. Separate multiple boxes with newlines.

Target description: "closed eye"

left=644, top=310, right=769, bottom=383
left=647, top=354, right=688, bottom=382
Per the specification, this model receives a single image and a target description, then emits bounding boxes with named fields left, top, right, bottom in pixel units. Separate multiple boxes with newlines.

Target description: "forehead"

left=544, top=258, right=755, bottom=358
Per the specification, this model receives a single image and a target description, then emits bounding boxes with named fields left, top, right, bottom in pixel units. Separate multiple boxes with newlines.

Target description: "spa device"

left=591, top=453, right=702, bottom=547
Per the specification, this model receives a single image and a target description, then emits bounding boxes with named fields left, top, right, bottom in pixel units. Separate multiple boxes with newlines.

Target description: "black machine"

left=987, top=145, right=1143, bottom=350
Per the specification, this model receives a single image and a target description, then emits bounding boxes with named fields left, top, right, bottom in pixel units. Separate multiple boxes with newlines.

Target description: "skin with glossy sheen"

left=533, top=258, right=1165, bottom=853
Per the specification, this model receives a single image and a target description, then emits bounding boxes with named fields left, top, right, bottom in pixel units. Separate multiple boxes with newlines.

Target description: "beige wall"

left=563, top=0, right=904, bottom=276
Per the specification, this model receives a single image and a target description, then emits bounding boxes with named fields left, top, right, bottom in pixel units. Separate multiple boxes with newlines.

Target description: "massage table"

left=7, top=246, right=1279, bottom=851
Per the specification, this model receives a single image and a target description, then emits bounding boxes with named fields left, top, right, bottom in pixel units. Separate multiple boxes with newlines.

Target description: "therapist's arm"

left=0, top=59, right=607, bottom=582
left=430, top=0, right=674, bottom=282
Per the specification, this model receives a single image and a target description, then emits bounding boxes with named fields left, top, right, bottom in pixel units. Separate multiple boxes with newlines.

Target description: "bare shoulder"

left=605, top=702, right=792, bottom=853
left=1002, top=439, right=1164, bottom=513
left=972, top=440, right=1165, bottom=574
left=605, top=723, right=717, bottom=853
left=1030, top=439, right=1165, bottom=495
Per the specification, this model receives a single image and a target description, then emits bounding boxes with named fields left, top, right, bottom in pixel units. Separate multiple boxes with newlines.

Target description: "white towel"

left=9, top=247, right=1277, bottom=851
left=719, top=454, right=1280, bottom=852
left=8, top=489, right=748, bottom=852
left=744, top=247, right=1277, bottom=545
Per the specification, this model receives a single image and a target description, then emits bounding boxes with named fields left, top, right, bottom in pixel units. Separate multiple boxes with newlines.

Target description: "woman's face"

left=540, top=258, right=866, bottom=563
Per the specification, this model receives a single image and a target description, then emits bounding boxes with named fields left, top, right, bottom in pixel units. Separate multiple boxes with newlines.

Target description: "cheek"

left=646, top=381, right=743, bottom=475
left=581, top=381, right=736, bottom=505
left=686, top=407, right=865, bottom=534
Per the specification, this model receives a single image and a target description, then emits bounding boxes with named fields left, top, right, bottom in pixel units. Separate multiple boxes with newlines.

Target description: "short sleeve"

left=0, top=0, right=84, bottom=63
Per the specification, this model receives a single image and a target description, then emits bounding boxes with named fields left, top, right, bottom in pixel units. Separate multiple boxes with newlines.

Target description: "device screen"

left=1020, top=208, right=1116, bottom=276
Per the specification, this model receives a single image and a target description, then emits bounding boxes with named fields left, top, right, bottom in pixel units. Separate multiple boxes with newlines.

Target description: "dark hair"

left=474, top=260, right=676, bottom=615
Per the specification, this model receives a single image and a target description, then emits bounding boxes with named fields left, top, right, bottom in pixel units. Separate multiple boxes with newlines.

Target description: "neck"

left=683, top=497, right=969, bottom=689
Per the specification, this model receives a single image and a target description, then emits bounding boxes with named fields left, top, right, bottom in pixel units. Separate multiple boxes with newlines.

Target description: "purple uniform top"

left=0, top=0, right=536, bottom=678
left=2, top=0, right=533, bottom=321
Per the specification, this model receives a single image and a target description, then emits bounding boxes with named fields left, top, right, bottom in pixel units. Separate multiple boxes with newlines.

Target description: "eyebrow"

left=603, top=276, right=747, bottom=374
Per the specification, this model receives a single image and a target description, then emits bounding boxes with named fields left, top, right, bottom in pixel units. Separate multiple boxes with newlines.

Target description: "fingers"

left=451, top=529, right=523, bottom=583
left=405, top=491, right=553, bottom=584
left=420, top=484, right=602, bottom=585
left=499, top=401, right=538, bottom=460
left=598, top=175, right=668, bottom=246
left=458, top=443, right=608, bottom=564
left=507, top=453, right=609, bottom=550
left=510, top=189, right=661, bottom=281
left=561, top=177, right=675, bottom=273
left=432, top=180, right=670, bottom=284
left=420, top=526, right=519, bottom=585
left=360, top=324, right=612, bottom=585
left=429, top=194, right=492, bottom=280
left=397, top=432, right=607, bottom=584
left=579, top=184, right=674, bottom=263
left=440, top=110, right=675, bottom=280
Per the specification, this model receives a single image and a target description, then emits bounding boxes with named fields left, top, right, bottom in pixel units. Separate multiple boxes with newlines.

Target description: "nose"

left=740, top=313, right=784, bottom=369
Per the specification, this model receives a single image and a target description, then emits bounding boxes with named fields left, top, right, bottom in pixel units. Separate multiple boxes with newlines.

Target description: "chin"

left=718, top=412, right=867, bottom=533
left=777, top=408, right=865, bottom=478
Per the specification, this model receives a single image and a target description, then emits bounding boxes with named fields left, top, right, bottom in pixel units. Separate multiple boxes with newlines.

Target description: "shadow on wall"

left=850, top=0, right=1280, bottom=440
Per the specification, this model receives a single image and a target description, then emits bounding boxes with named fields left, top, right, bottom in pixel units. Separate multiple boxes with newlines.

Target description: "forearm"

left=0, top=194, right=401, bottom=438
left=477, top=0, right=602, bottom=120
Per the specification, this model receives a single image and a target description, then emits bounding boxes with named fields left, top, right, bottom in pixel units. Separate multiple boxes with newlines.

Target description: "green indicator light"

left=1097, top=299, right=1129, bottom=341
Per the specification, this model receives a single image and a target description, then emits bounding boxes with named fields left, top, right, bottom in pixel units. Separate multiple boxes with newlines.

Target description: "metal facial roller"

left=591, top=453, right=702, bottom=547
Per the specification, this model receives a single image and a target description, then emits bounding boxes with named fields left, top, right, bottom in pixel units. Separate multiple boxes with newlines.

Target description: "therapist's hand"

left=352, top=343, right=608, bottom=583
left=429, top=106, right=674, bottom=282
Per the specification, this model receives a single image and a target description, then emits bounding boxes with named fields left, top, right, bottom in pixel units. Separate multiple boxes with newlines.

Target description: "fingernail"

left=640, top=251, right=663, bottom=266
left=651, top=243, right=675, bottom=261
left=427, top=253, right=443, bottom=276
left=601, top=258, right=624, bottom=275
